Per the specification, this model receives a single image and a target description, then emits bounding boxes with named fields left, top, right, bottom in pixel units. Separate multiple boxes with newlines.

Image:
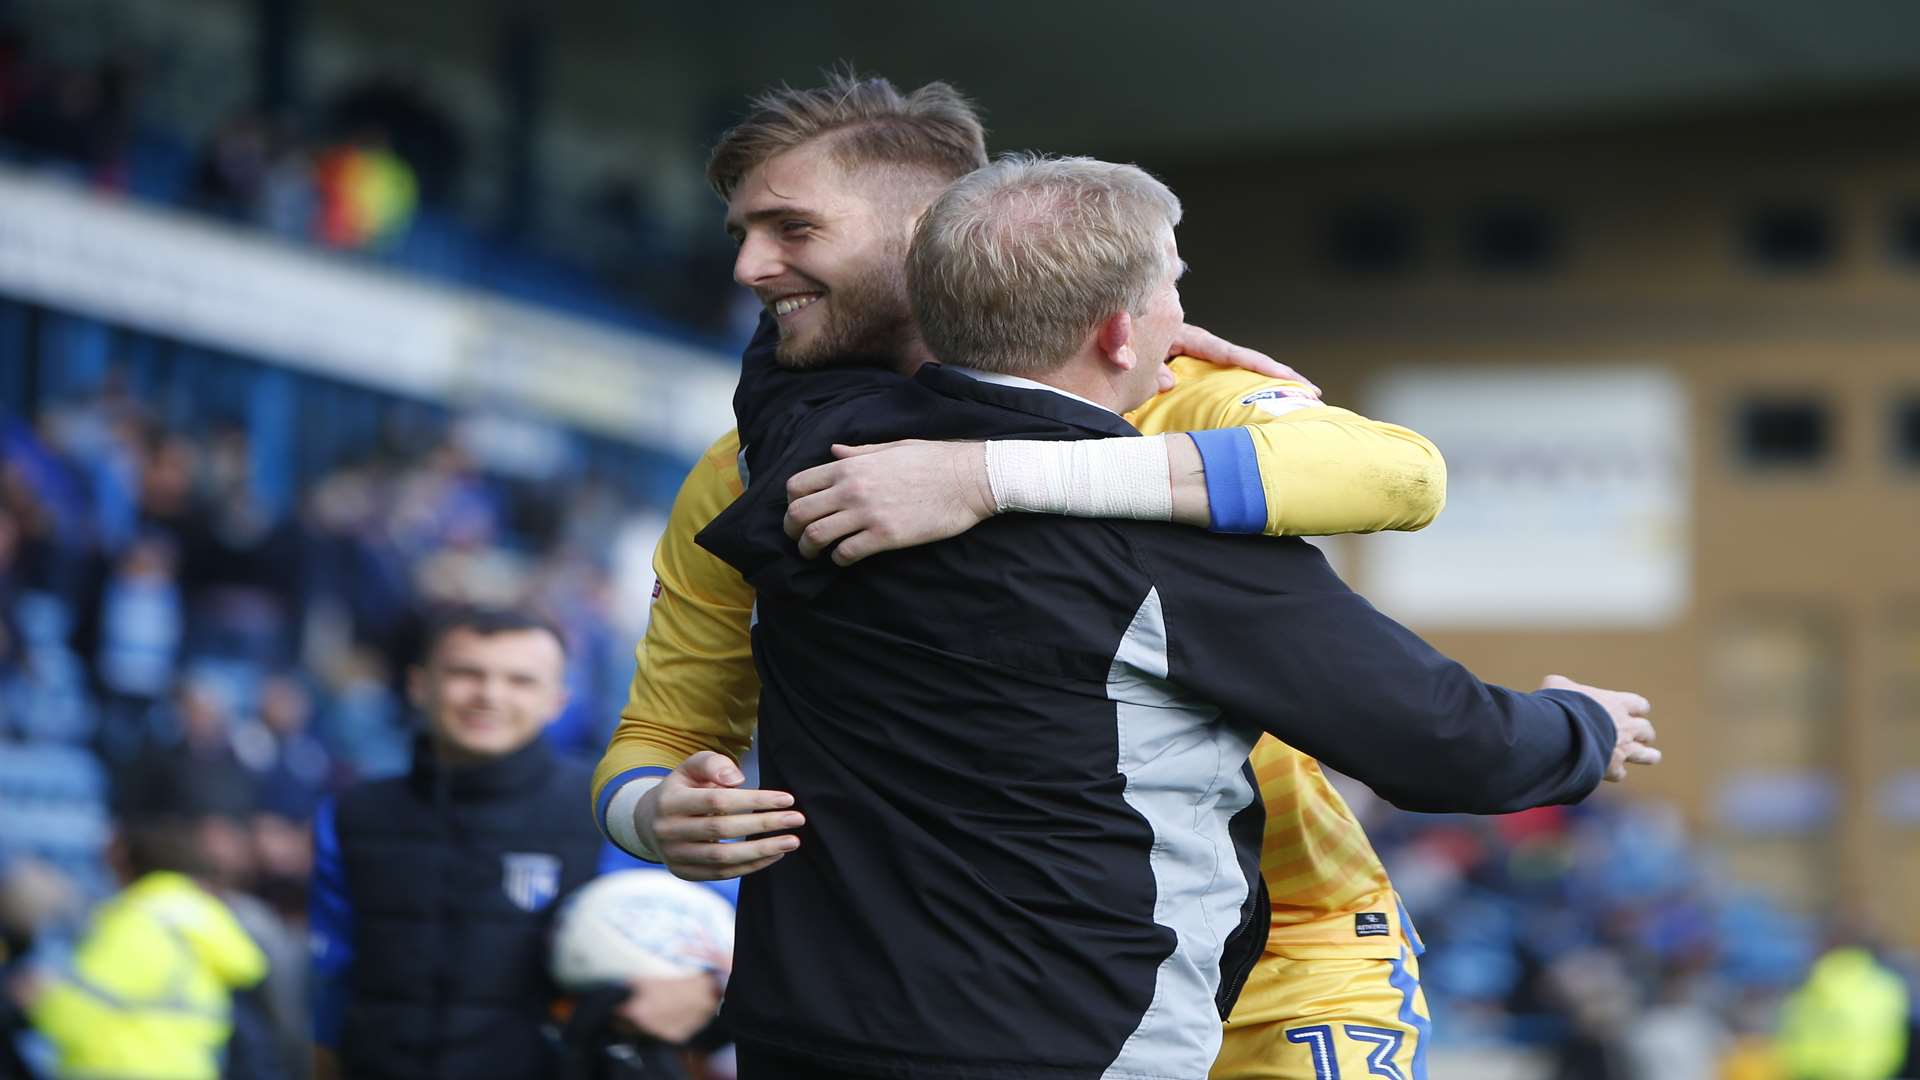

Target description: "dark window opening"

left=1744, top=205, right=1834, bottom=271
left=1894, top=396, right=1920, bottom=468
left=1738, top=397, right=1832, bottom=468
left=1465, top=203, right=1562, bottom=273
left=1318, top=202, right=1420, bottom=276
left=1890, top=203, right=1920, bottom=266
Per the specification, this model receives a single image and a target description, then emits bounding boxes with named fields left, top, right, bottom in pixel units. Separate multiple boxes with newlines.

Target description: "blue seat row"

left=0, top=744, right=107, bottom=802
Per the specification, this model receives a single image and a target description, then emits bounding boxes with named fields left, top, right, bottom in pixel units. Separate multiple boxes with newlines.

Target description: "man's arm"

left=592, top=433, right=803, bottom=877
left=1137, top=534, right=1647, bottom=813
left=593, top=441, right=759, bottom=791
left=1133, top=356, right=1446, bottom=536
left=780, top=359, right=1446, bottom=564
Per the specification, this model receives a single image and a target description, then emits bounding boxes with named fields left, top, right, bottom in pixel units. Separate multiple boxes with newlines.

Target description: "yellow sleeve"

left=1125, top=357, right=1447, bottom=536
left=178, top=893, right=269, bottom=990
left=591, top=430, right=760, bottom=810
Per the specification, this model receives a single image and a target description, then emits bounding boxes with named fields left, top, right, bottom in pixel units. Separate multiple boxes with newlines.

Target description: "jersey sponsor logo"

left=1239, top=387, right=1323, bottom=418
left=502, top=852, right=562, bottom=913
left=1355, top=911, right=1391, bottom=937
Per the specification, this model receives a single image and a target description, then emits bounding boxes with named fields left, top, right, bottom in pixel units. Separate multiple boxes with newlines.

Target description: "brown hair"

left=421, top=605, right=568, bottom=662
left=706, top=67, right=988, bottom=202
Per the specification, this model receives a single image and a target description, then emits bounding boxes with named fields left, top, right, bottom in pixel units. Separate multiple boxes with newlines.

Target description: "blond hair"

left=907, top=154, right=1182, bottom=376
left=706, top=68, right=988, bottom=202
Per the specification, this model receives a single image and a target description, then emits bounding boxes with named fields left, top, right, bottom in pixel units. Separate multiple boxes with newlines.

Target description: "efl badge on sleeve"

left=1238, top=387, right=1323, bottom=419
left=502, top=852, right=563, bottom=913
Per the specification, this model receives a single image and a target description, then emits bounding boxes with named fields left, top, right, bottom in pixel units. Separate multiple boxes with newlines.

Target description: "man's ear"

left=539, top=684, right=572, bottom=730
left=1096, top=311, right=1136, bottom=372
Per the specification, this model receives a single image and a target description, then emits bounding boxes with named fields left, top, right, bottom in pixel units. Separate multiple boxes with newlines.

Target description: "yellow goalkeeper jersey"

left=594, top=358, right=1443, bottom=958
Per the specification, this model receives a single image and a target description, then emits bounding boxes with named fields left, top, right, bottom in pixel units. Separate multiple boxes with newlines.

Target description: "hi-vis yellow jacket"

left=30, top=870, right=268, bottom=1080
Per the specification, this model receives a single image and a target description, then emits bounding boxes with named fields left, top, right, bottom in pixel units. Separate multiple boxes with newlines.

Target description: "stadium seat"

left=0, top=744, right=112, bottom=897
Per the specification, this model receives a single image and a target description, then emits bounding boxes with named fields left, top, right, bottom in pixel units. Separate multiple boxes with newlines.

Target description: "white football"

left=550, top=870, right=736, bottom=989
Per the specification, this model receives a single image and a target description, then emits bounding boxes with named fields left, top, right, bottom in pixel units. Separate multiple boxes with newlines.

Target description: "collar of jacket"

left=914, top=363, right=1141, bottom=438
left=407, top=733, right=556, bottom=801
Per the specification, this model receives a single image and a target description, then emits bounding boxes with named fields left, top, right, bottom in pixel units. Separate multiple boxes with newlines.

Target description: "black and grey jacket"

left=696, top=330, right=1614, bottom=1080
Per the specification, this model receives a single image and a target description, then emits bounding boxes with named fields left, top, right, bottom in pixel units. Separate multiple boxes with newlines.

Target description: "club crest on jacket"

left=502, top=852, right=562, bottom=913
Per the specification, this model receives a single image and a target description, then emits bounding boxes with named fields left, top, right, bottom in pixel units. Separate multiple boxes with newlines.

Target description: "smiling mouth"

left=771, top=294, right=822, bottom=317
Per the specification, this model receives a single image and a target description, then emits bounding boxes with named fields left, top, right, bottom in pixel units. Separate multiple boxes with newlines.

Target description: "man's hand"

left=615, top=973, right=721, bottom=1044
left=1168, top=322, right=1320, bottom=395
left=1541, top=674, right=1660, bottom=782
left=784, top=440, right=996, bottom=566
left=634, top=751, right=804, bottom=880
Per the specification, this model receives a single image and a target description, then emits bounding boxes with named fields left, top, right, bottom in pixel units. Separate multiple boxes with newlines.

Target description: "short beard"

left=775, top=255, right=914, bottom=371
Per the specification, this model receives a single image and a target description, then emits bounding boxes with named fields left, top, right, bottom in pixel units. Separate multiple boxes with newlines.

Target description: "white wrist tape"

left=605, top=776, right=667, bottom=862
left=983, top=436, right=1174, bottom=522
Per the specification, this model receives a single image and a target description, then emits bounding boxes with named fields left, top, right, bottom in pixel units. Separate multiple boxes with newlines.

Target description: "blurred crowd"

left=1352, top=790, right=1920, bottom=1079
left=0, top=24, right=745, bottom=340
left=0, top=371, right=663, bottom=1076
left=2, top=367, right=1914, bottom=1080
left=0, top=33, right=418, bottom=254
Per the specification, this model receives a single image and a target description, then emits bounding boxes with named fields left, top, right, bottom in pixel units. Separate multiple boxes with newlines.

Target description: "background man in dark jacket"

left=308, top=608, right=717, bottom=1080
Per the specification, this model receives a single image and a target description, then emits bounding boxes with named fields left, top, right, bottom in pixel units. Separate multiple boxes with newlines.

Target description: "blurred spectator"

left=81, top=530, right=183, bottom=757
left=191, top=110, right=317, bottom=236
left=322, top=77, right=462, bottom=205
left=314, top=646, right=409, bottom=781
left=309, top=608, right=615, bottom=1080
left=303, top=466, right=414, bottom=662
left=20, top=815, right=267, bottom=1079
left=3, top=591, right=93, bottom=745
left=116, top=675, right=258, bottom=823
left=0, top=857, right=77, bottom=1077
left=1543, top=946, right=1635, bottom=1080
left=1778, top=946, right=1909, bottom=1080
left=136, top=431, right=197, bottom=534
left=38, top=373, right=146, bottom=554
left=176, top=425, right=301, bottom=669
left=223, top=882, right=307, bottom=1080
left=3, top=56, right=134, bottom=189
left=0, top=857, right=78, bottom=976
left=233, top=674, right=331, bottom=816
left=249, top=802, right=313, bottom=924
left=389, top=442, right=498, bottom=558
left=1621, top=964, right=1728, bottom=1080
left=1, top=420, right=90, bottom=601
left=313, top=128, right=417, bottom=251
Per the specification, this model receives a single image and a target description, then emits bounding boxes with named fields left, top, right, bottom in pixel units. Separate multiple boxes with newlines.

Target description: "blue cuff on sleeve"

left=1186, top=428, right=1268, bottom=534
left=593, top=765, right=674, bottom=843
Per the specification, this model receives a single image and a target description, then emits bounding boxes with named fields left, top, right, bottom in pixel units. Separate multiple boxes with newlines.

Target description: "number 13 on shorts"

left=1284, top=1024, right=1408, bottom=1080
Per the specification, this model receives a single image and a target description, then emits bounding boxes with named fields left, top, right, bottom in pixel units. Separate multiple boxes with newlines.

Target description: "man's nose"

left=470, top=673, right=502, bottom=707
left=733, top=233, right=782, bottom=288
